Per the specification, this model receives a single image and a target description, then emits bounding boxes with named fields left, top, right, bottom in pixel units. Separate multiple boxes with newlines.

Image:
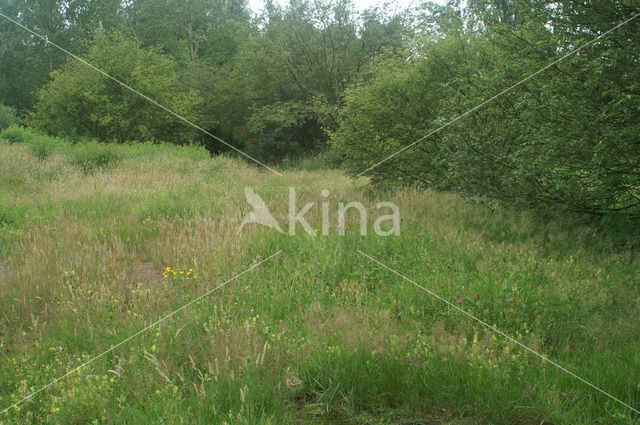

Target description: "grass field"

left=0, top=132, right=639, bottom=424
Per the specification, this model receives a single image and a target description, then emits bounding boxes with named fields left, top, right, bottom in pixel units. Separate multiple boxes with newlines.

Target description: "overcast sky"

left=248, top=0, right=448, bottom=16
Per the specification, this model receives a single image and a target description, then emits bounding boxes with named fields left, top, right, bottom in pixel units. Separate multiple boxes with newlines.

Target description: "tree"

left=332, top=0, right=640, bottom=218
left=29, top=32, right=202, bottom=144
left=0, top=0, right=125, bottom=111
left=0, top=103, right=18, bottom=130
left=186, top=0, right=411, bottom=160
left=122, top=0, right=249, bottom=63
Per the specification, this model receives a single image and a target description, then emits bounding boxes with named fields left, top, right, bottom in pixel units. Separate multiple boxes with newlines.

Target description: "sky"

left=248, top=0, right=448, bottom=15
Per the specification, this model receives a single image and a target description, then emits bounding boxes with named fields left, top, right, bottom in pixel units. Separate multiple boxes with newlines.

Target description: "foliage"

left=28, top=33, right=203, bottom=145
left=332, top=1, right=640, bottom=219
left=68, top=142, right=123, bottom=172
left=0, top=0, right=125, bottom=110
left=123, top=0, right=249, bottom=63
left=180, top=0, right=411, bottom=159
left=1, top=0, right=413, bottom=160
left=244, top=100, right=332, bottom=162
left=0, top=126, right=35, bottom=144
left=278, top=149, right=344, bottom=171
left=0, top=103, right=18, bottom=130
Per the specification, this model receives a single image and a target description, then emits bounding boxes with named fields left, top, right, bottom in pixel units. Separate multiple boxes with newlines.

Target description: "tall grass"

left=0, top=133, right=638, bottom=424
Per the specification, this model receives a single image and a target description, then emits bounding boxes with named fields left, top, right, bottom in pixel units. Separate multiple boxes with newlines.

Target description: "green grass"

left=0, top=133, right=639, bottom=424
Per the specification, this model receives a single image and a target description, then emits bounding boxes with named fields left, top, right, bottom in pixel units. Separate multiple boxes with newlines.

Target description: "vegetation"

left=2, top=0, right=638, bottom=219
left=28, top=33, right=202, bottom=145
left=1, top=0, right=639, bottom=423
left=0, top=134, right=639, bottom=424
left=331, top=1, right=640, bottom=219
left=0, top=104, right=17, bottom=131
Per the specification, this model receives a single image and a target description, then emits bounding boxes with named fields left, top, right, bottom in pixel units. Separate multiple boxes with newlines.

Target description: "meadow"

left=0, top=130, right=639, bottom=424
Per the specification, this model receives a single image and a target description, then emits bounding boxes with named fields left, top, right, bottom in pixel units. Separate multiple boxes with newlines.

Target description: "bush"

left=0, top=198, right=20, bottom=228
left=0, top=204, right=11, bottom=228
left=0, top=104, right=18, bottom=131
left=0, top=125, right=37, bottom=144
left=29, top=32, right=202, bottom=145
left=1, top=125, right=212, bottom=168
left=28, top=136, right=64, bottom=160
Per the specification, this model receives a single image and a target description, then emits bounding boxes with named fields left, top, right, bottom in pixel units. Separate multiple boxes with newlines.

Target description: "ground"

left=0, top=139, right=639, bottom=424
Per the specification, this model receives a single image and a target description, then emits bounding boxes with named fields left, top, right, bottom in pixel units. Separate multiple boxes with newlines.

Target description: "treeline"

left=0, top=0, right=406, bottom=158
left=1, top=0, right=639, bottom=219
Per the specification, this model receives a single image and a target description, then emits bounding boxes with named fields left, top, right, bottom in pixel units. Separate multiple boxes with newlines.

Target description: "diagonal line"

left=356, top=11, right=640, bottom=177
left=0, top=11, right=283, bottom=177
left=0, top=250, right=282, bottom=415
left=357, top=249, right=640, bottom=415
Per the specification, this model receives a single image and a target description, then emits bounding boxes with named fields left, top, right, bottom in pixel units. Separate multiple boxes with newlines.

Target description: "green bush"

left=0, top=125, right=37, bottom=144
left=0, top=104, right=18, bottom=131
left=29, top=32, right=202, bottom=145
left=1, top=125, right=211, bottom=167
left=0, top=198, right=18, bottom=228
left=118, top=141, right=210, bottom=161
left=28, top=137, right=63, bottom=160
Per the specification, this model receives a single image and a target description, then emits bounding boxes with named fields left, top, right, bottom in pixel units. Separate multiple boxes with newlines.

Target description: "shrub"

left=29, top=32, right=202, bottom=145
left=0, top=198, right=18, bottom=228
left=279, top=149, right=344, bottom=171
left=0, top=125, right=37, bottom=144
left=28, top=136, right=63, bottom=160
left=0, top=125, right=212, bottom=169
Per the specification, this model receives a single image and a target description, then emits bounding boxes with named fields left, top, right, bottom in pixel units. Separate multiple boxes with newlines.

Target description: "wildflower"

left=313, top=276, right=317, bottom=281
left=457, top=299, right=463, bottom=304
